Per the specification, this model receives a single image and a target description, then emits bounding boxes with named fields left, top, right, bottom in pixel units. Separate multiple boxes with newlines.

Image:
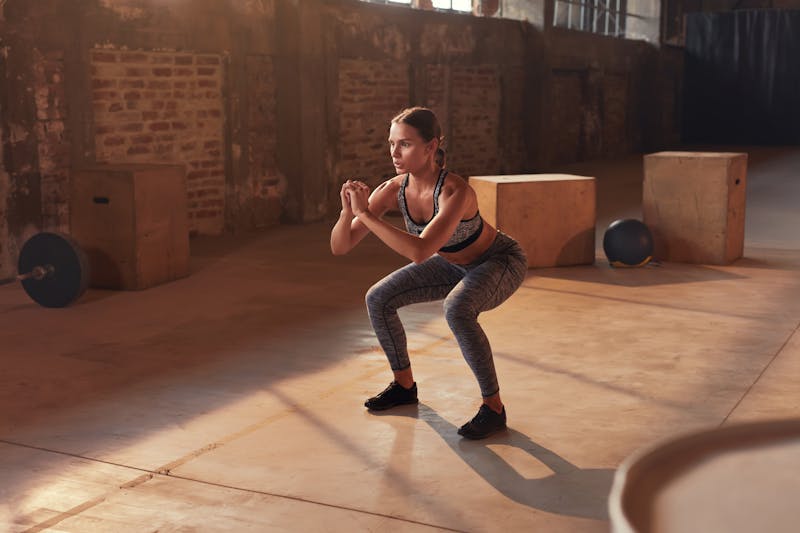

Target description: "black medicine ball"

left=603, top=219, right=654, bottom=267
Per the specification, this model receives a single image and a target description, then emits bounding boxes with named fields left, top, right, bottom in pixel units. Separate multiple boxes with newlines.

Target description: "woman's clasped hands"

left=341, top=179, right=371, bottom=216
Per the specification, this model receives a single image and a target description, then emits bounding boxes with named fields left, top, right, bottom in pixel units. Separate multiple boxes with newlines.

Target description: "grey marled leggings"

left=365, top=232, right=527, bottom=397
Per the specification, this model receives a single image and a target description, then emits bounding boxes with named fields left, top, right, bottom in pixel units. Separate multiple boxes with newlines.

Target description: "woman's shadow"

left=381, top=403, right=615, bottom=520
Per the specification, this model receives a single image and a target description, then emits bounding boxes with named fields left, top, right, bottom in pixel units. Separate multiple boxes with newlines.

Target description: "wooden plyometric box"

left=70, top=164, right=190, bottom=290
left=643, top=152, right=747, bottom=265
left=469, top=174, right=596, bottom=268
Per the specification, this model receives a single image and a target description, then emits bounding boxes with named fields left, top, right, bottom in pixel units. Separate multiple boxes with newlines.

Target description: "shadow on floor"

left=533, top=261, right=745, bottom=288
left=377, top=404, right=615, bottom=521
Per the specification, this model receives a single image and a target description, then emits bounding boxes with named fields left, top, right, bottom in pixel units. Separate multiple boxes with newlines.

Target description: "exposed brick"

left=187, top=170, right=209, bottom=179
left=125, top=67, right=148, bottom=77
left=337, top=58, right=408, bottom=195
left=93, top=90, right=119, bottom=101
left=131, top=134, right=154, bottom=144
left=92, top=79, right=116, bottom=89
left=127, top=144, right=151, bottom=155
left=120, top=123, right=143, bottom=133
left=92, top=51, right=117, bottom=62
left=148, top=80, right=171, bottom=90
left=121, top=53, right=149, bottom=63
left=149, top=122, right=171, bottom=131
left=91, top=48, right=226, bottom=234
left=103, top=136, right=126, bottom=146
left=120, top=79, right=146, bottom=89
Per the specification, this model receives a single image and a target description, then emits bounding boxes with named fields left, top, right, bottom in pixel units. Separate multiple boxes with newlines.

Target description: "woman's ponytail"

left=435, top=147, right=446, bottom=168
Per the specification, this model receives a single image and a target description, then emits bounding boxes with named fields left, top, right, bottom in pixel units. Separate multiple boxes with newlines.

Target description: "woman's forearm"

left=330, top=210, right=355, bottom=255
left=356, top=210, right=435, bottom=263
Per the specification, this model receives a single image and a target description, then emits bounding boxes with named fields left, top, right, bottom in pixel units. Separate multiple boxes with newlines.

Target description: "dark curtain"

left=683, top=9, right=800, bottom=144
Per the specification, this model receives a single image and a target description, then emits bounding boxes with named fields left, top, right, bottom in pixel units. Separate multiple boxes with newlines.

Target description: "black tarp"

left=684, top=9, right=800, bottom=144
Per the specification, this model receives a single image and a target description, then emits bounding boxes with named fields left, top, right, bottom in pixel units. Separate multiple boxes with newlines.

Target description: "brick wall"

left=424, top=64, right=450, bottom=129
left=550, top=70, right=584, bottom=165
left=0, top=0, right=681, bottom=261
left=548, top=67, right=634, bottom=164
left=448, top=66, right=501, bottom=177
left=241, top=54, right=282, bottom=229
left=499, top=66, right=528, bottom=173
left=0, top=141, right=8, bottom=280
left=33, top=49, right=71, bottom=232
left=422, top=64, right=505, bottom=178
left=336, top=59, right=408, bottom=204
left=90, top=48, right=225, bottom=235
left=603, top=73, right=629, bottom=156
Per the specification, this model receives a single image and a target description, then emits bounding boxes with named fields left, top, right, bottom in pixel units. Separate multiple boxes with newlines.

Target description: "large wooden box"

left=469, top=174, right=596, bottom=268
left=643, top=152, right=747, bottom=265
left=70, top=164, right=190, bottom=290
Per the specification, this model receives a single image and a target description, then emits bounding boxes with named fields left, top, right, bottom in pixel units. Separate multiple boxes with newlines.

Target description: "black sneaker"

left=457, top=404, right=507, bottom=439
left=365, top=381, right=418, bottom=411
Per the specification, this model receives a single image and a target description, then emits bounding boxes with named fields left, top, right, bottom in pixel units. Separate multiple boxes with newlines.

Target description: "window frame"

left=552, top=0, right=628, bottom=38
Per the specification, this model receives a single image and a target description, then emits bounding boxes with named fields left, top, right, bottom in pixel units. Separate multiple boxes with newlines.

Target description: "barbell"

left=0, top=232, right=90, bottom=308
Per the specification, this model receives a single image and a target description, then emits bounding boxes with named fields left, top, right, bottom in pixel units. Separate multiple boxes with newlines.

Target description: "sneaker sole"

left=457, top=424, right=507, bottom=440
left=365, top=398, right=419, bottom=411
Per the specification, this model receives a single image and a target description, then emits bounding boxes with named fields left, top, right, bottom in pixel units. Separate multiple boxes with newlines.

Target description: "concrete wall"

left=0, top=0, right=681, bottom=280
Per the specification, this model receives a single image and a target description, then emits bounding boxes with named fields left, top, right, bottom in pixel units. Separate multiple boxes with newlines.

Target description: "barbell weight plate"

left=17, top=232, right=90, bottom=308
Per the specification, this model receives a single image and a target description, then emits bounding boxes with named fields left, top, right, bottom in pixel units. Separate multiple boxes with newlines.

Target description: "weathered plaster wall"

left=0, top=0, right=283, bottom=260
left=0, top=0, right=682, bottom=281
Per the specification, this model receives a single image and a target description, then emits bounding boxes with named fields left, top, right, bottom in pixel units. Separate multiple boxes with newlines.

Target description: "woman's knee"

left=365, top=281, right=388, bottom=311
left=443, top=293, right=477, bottom=327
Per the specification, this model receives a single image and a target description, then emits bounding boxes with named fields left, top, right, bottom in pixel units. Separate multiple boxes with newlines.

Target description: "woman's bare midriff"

left=437, top=221, right=499, bottom=266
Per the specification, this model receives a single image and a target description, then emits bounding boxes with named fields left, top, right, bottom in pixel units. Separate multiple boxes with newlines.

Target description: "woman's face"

left=388, top=121, right=435, bottom=174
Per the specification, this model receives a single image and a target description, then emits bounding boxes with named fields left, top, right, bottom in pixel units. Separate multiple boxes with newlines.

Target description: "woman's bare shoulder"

left=374, top=175, right=404, bottom=194
left=441, top=171, right=471, bottom=196
left=369, top=175, right=403, bottom=212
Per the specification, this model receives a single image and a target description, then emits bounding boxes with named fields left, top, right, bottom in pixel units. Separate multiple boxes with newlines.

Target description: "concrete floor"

left=1, top=148, right=799, bottom=532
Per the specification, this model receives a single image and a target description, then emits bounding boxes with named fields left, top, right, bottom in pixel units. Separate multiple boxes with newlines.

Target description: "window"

left=432, top=0, right=472, bottom=11
left=553, top=0, right=626, bottom=38
left=361, top=0, right=473, bottom=13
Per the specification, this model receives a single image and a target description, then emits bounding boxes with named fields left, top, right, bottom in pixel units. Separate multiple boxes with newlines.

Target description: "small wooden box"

left=70, top=164, right=190, bottom=290
left=469, top=174, right=596, bottom=268
left=643, top=152, right=747, bottom=265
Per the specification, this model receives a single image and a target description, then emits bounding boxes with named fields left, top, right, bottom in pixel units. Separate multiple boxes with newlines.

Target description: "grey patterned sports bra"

left=397, top=169, right=484, bottom=253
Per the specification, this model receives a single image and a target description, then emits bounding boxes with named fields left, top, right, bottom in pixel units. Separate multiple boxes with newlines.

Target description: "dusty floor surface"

left=1, top=147, right=798, bottom=532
